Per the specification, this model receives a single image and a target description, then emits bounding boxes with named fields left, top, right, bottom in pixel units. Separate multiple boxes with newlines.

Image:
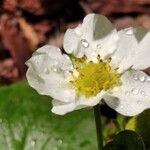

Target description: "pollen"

left=70, top=56, right=121, bottom=98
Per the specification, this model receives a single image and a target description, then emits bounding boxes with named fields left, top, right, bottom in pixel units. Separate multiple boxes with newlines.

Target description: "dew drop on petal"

left=125, top=28, right=136, bottom=35
left=146, top=76, right=150, bottom=82
left=75, top=27, right=82, bottom=36
left=43, top=68, right=49, bottom=74
left=70, top=66, right=74, bottom=71
left=35, top=59, right=40, bottom=65
left=139, top=75, right=146, bottom=82
left=81, top=39, right=89, bottom=48
left=56, top=48, right=61, bottom=52
left=133, top=75, right=138, bottom=81
left=145, top=95, right=148, bottom=98
left=125, top=91, right=130, bottom=96
left=97, top=44, right=101, bottom=49
left=131, top=88, right=139, bottom=95
left=64, top=55, right=70, bottom=60
left=140, top=90, right=145, bottom=96
left=53, top=68, right=57, bottom=72
left=120, top=105, right=124, bottom=109
left=52, top=67, right=58, bottom=72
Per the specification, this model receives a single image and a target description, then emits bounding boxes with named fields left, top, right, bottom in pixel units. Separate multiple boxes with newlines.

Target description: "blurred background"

left=0, top=1, right=150, bottom=149
left=0, top=0, right=150, bottom=85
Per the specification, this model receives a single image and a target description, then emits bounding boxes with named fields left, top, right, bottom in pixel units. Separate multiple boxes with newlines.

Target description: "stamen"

left=70, top=56, right=121, bottom=98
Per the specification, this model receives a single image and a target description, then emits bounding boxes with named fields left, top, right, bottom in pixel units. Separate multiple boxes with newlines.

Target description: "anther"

left=107, top=57, right=112, bottom=62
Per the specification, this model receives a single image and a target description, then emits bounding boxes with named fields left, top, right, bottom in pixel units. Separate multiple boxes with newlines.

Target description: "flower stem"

left=94, top=104, right=103, bottom=150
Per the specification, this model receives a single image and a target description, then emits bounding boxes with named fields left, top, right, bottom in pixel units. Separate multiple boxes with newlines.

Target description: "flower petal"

left=51, top=100, right=76, bottom=115
left=26, top=45, right=76, bottom=102
left=132, top=29, right=150, bottom=70
left=75, top=91, right=106, bottom=109
left=111, top=27, right=150, bottom=72
left=51, top=91, right=106, bottom=115
left=81, top=14, right=118, bottom=59
left=104, top=70, right=150, bottom=116
left=63, top=25, right=82, bottom=55
left=63, top=14, right=118, bottom=60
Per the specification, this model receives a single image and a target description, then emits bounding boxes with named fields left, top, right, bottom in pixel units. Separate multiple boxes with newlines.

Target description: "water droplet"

left=120, top=105, right=124, bottom=109
left=81, top=39, right=89, bottom=48
left=43, top=68, right=49, bottom=74
left=125, top=91, right=130, bottom=96
left=52, top=67, right=58, bottom=72
left=97, top=44, right=101, bottom=49
left=146, top=76, right=150, bottom=82
left=145, top=95, right=148, bottom=98
left=125, top=28, right=136, bottom=35
left=131, top=88, right=139, bottom=95
left=134, top=75, right=138, bottom=81
left=57, top=138, right=63, bottom=145
left=139, top=75, right=146, bottom=82
left=140, top=90, right=145, bottom=95
left=70, top=66, right=74, bottom=71
left=56, top=48, right=61, bottom=52
left=75, top=27, right=82, bottom=36
left=31, top=139, right=36, bottom=147
left=64, top=55, right=70, bottom=60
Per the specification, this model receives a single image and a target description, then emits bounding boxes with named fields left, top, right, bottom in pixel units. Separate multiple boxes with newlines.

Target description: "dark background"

left=0, top=0, right=150, bottom=85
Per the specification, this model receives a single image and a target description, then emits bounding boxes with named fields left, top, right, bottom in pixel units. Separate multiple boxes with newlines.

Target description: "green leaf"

left=104, top=130, right=145, bottom=150
left=0, top=81, right=98, bottom=150
left=126, top=109, right=150, bottom=149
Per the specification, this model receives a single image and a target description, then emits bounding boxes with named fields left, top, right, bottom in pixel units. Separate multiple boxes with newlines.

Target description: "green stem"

left=94, top=104, right=103, bottom=150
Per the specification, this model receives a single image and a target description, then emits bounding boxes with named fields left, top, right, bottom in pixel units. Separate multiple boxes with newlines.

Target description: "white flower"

left=26, top=13, right=150, bottom=116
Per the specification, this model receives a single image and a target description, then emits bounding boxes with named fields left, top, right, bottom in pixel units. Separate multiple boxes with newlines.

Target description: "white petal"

left=81, top=14, right=118, bottom=59
left=51, top=91, right=106, bottom=115
left=63, top=26, right=82, bottom=55
left=51, top=100, right=76, bottom=115
left=26, top=45, right=76, bottom=102
left=104, top=70, right=150, bottom=116
left=111, top=27, right=137, bottom=72
left=33, top=45, right=61, bottom=56
left=63, top=14, right=118, bottom=60
left=111, top=27, right=150, bottom=72
left=28, top=45, right=73, bottom=71
left=75, top=91, right=106, bottom=110
left=132, top=29, right=150, bottom=70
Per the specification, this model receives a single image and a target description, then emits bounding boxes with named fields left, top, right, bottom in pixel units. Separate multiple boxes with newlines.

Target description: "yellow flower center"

left=70, top=56, right=121, bottom=98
